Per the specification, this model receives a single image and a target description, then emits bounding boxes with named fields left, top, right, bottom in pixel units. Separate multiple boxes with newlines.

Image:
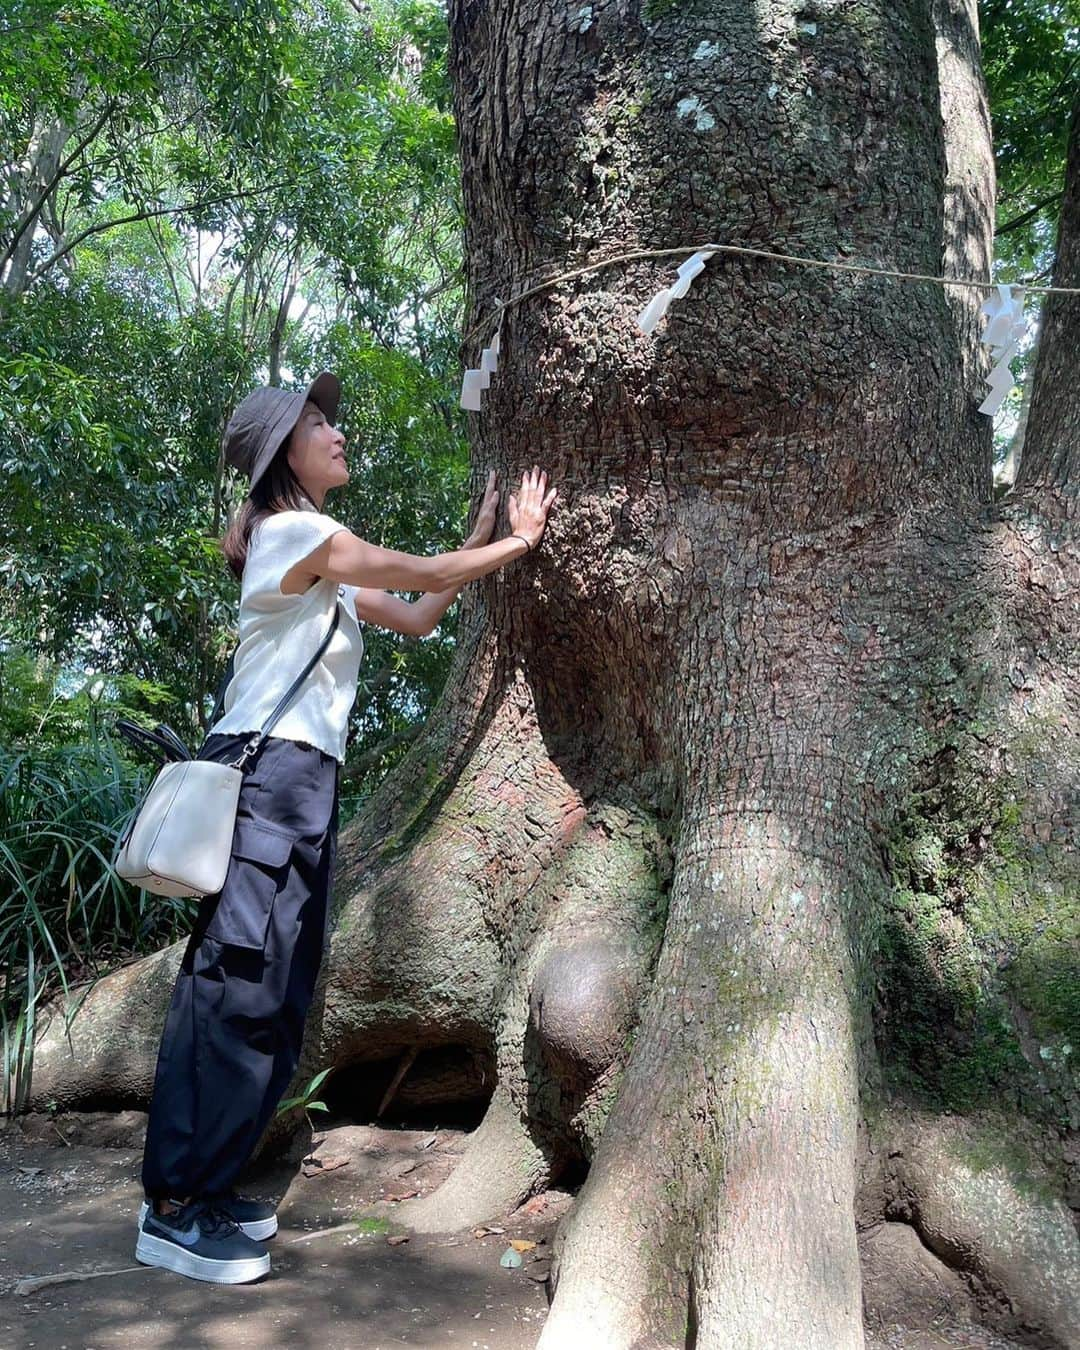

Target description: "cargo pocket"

left=204, top=818, right=296, bottom=951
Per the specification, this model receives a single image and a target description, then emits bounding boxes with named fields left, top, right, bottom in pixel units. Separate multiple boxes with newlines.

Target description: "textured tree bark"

left=27, top=4, right=1080, bottom=1347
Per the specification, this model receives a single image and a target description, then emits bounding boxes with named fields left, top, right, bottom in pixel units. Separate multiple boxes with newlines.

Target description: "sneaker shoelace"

left=194, top=1200, right=242, bottom=1239
left=203, top=1188, right=245, bottom=1208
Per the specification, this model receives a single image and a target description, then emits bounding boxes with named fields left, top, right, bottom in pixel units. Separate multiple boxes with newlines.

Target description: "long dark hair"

left=220, top=430, right=315, bottom=581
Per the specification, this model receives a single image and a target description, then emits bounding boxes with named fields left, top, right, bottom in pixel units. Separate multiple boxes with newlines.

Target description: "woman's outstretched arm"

left=352, top=584, right=460, bottom=637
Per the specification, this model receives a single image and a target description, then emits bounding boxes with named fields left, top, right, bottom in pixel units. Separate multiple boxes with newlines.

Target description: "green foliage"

left=1, top=0, right=468, bottom=775
left=0, top=668, right=197, bottom=1111
left=0, top=283, right=245, bottom=709
left=981, top=0, right=1078, bottom=276
left=980, top=1, right=1078, bottom=459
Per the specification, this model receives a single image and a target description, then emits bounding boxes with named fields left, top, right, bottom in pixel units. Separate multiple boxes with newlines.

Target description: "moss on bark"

left=875, top=725, right=1078, bottom=1129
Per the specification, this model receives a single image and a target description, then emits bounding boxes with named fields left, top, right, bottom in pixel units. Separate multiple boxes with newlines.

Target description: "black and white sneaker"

left=138, top=1190, right=278, bottom=1241
left=135, top=1199, right=270, bottom=1284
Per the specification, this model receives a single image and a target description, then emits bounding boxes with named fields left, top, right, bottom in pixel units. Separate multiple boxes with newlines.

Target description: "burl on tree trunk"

left=29, top=4, right=1079, bottom=1347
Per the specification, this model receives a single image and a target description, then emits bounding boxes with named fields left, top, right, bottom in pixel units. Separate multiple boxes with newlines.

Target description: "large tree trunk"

left=28, top=4, right=1080, bottom=1347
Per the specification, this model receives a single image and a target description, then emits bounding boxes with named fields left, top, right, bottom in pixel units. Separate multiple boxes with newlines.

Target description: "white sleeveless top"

left=207, top=498, right=364, bottom=763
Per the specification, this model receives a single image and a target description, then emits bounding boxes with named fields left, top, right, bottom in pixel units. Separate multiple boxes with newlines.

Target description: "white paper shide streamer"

left=456, top=256, right=1036, bottom=419
left=460, top=303, right=503, bottom=411
left=977, top=283, right=1026, bottom=418
left=636, top=249, right=717, bottom=335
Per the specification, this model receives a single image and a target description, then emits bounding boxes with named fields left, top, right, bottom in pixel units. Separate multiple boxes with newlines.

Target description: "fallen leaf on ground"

left=509, top=1239, right=536, bottom=1252
left=472, top=1225, right=506, bottom=1238
left=386, top=1234, right=410, bottom=1246
left=382, top=1188, right=419, bottom=1202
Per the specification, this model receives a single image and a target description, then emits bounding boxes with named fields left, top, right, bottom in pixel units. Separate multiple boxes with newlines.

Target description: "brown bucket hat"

left=223, top=372, right=340, bottom=491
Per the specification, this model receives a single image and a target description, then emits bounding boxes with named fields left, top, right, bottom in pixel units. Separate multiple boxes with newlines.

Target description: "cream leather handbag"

left=112, top=603, right=340, bottom=898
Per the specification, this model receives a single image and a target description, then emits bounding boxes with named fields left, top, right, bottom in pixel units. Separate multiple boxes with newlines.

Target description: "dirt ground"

left=0, top=1110, right=1033, bottom=1350
left=0, top=1109, right=557, bottom=1350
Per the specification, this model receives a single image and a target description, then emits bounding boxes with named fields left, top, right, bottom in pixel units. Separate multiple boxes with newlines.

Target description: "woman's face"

left=286, top=399, right=348, bottom=506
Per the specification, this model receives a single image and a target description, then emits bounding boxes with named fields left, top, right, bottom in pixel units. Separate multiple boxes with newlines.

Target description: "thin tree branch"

left=23, top=179, right=300, bottom=288
left=997, top=190, right=1066, bottom=238
left=145, top=212, right=185, bottom=315
left=1042, top=55, right=1080, bottom=115
left=222, top=219, right=275, bottom=334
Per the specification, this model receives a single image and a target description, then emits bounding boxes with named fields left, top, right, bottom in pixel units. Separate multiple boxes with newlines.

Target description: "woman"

left=135, top=371, right=556, bottom=1284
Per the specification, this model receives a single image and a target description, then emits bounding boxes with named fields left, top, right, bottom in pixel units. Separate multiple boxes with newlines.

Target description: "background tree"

left=980, top=0, right=1078, bottom=480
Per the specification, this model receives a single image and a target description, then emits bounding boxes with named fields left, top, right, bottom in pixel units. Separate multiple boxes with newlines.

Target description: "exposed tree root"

left=392, top=1085, right=551, bottom=1232
left=535, top=811, right=874, bottom=1350
left=29, top=945, right=182, bottom=1110
left=878, top=1109, right=1080, bottom=1348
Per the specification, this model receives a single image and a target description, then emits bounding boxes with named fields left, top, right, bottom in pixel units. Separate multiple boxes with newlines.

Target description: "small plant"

left=354, top=1214, right=390, bottom=1234
left=275, top=1066, right=333, bottom=1131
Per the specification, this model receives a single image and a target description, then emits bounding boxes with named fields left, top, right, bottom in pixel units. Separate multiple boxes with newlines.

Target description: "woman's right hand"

left=507, top=464, right=557, bottom=549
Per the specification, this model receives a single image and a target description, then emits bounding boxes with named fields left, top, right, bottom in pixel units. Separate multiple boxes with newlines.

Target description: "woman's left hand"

left=463, top=468, right=499, bottom=548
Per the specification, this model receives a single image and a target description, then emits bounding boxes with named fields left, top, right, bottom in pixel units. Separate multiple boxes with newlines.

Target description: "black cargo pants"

left=141, top=732, right=340, bottom=1203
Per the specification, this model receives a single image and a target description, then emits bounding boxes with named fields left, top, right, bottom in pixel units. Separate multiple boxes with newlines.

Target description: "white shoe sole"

left=138, top=1200, right=278, bottom=1241
left=135, top=1229, right=270, bottom=1284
